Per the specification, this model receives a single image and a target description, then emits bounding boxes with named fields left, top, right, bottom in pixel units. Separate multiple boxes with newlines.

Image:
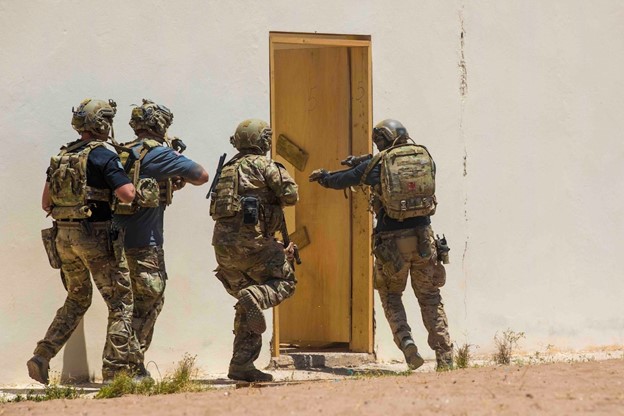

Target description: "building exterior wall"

left=1, top=0, right=623, bottom=382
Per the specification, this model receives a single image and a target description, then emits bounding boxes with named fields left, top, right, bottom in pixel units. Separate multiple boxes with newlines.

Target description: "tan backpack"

left=362, top=143, right=437, bottom=220
left=48, top=141, right=111, bottom=220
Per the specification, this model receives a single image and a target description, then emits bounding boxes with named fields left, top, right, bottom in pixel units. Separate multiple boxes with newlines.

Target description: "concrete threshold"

left=270, top=352, right=376, bottom=370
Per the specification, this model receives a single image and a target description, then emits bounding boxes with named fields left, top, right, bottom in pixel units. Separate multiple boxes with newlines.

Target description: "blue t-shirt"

left=113, top=145, right=202, bottom=248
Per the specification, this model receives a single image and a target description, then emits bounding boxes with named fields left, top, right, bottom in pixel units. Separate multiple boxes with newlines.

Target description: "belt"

left=55, top=220, right=110, bottom=229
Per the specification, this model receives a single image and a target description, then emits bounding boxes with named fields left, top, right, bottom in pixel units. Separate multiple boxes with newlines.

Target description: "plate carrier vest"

left=48, top=140, right=111, bottom=220
left=113, top=138, right=173, bottom=215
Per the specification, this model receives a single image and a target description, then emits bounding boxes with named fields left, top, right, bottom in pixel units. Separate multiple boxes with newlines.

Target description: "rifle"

left=206, top=153, right=227, bottom=199
left=340, top=153, right=372, bottom=167
left=280, top=211, right=301, bottom=268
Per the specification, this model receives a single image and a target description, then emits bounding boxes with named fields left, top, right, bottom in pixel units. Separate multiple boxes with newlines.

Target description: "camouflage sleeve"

left=265, top=161, right=298, bottom=206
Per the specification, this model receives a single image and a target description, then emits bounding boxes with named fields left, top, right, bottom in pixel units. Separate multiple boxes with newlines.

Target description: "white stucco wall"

left=1, top=0, right=623, bottom=383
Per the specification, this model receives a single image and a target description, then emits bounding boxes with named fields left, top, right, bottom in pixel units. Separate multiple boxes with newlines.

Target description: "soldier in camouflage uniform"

left=28, top=99, right=137, bottom=384
left=211, top=119, right=298, bottom=382
left=113, top=100, right=209, bottom=378
left=309, top=119, right=453, bottom=371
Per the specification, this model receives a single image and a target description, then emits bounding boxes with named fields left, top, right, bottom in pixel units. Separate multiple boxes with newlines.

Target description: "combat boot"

left=436, top=350, right=454, bottom=372
left=132, top=362, right=153, bottom=383
left=238, top=289, right=266, bottom=334
left=400, top=338, right=424, bottom=370
left=228, top=367, right=274, bottom=382
left=27, top=355, right=49, bottom=385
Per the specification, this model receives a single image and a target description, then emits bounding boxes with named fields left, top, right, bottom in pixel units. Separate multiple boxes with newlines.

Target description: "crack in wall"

left=459, top=3, right=469, bottom=322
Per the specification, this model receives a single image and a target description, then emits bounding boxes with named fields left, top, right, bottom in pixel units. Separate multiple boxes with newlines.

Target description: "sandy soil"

left=2, top=359, right=623, bottom=416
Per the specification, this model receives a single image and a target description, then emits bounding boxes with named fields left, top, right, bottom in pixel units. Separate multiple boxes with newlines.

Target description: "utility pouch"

left=136, top=177, right=161, bottom=208
left=416, top=227, right=433, bottom=259
left=41, top=224, right=61, bottom=269
left=373, top=237, right=404, bottom=276
left=241, top=196, right=259, bottom=225
left=109, top=226, right=126, bottom=263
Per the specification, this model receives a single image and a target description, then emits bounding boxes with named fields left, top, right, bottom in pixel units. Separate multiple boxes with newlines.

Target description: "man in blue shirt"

left=113, top=100, right=208, bottom=377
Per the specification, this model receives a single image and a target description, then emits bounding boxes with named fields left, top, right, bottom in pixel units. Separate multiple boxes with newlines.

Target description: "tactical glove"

left=308, top=169, right=330, bottom=186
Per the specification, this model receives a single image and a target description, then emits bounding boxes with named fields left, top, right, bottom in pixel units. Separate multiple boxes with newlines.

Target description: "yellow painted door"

left=273, top=46, right=352, bottom=346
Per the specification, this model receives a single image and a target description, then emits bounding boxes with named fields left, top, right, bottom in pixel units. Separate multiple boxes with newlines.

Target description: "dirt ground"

left=2, top=359, right=623, bottom=416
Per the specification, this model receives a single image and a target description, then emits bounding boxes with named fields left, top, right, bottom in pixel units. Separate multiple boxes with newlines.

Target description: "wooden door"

left=270, top=33, right=374, bottom=353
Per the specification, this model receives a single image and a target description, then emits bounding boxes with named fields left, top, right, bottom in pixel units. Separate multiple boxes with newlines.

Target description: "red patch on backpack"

left=407, top=182, right=416, bottom=191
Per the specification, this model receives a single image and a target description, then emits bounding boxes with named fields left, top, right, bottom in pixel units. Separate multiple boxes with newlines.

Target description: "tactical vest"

left=209, top=158, right=242, bottom=220
left=48, top=141, right=111, bottom=220
left=361, top=143, right=437, bottom=220
left=113, top=139, right=173, bottom=215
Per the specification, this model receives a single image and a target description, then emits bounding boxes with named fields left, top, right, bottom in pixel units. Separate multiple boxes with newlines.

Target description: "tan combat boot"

left=400, top=338, right=424, bottom=370
left=228, top=367, right=274, bottom=382
left=27, top=355, right=50, bottom=385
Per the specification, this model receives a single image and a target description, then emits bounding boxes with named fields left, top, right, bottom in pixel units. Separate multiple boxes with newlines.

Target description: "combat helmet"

left=230, top=119, right=272, bottom=154
left=372, top=119, right=409, bottom=150
left=129, top=99, right=174, bottom=137
left=71, top=98, right=117, bottom=137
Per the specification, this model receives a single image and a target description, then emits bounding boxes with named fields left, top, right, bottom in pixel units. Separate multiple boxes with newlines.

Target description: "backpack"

left=361, top=143, right=437, bottom=220
left=48, top=141, right=111, bottom=220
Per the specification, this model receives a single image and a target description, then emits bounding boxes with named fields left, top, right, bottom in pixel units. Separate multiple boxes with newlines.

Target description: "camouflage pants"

left=34, top=222, right=136, bottom=377
left=374, top=226, right=452, bottom=356
left=214, top=237, right=296, bottom=371
left=126, top=245, right=167, bottom=365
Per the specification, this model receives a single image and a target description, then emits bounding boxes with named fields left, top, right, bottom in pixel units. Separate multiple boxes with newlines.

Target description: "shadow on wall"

left=61, top=319, right=90, bottom=384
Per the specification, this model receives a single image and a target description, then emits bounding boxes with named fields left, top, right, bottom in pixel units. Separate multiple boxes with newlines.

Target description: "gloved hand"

left=283, top=241, right=296, bottom=262
left=171, top=176, right=186, bottom=191
left=308, top=168, right=330, bottom=186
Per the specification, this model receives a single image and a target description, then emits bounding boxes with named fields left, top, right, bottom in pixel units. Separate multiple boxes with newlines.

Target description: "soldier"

left=309, top=119, right=453, bottom=371
left=28, top=98, right=137, bottom=384
left=210, top=119, right=298, bottom=382
left=113, top=99, right=209, bottom=378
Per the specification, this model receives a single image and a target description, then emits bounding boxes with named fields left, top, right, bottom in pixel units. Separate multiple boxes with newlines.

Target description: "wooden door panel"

left=274, top=46, right=352, bottom=344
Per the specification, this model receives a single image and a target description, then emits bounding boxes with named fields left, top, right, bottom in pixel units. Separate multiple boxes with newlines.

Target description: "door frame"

left=269, top=32, right=374, bottom=355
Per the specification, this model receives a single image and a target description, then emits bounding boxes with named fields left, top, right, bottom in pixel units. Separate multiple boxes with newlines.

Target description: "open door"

left=270, top=32, right=374, bottom=355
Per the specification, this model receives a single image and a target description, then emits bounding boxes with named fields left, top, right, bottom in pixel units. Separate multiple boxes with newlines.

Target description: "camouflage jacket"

left=212, top=154, right=298, bottom=246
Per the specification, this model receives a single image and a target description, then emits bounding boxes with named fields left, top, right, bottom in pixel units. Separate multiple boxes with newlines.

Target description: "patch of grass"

left=492, top=329, right=525, bottom=365
left=353, top=369, right=412, bottom=379
left=454, top=343, right=473, bottom=369
left=2, top=385, right=84, bottom=403
left=96, top=354, right=206, bottom=399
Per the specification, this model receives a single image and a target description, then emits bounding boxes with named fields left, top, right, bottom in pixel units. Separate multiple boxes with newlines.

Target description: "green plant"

left=492, top=329, right=525, bottom=365
left=454, top=343, right=472, bottom=369
left=3, top=385, right=84, bottom=403
left=96, top=354, right=205, bottom=399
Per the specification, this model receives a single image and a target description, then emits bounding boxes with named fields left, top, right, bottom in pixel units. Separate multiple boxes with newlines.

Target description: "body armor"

left=48, top=141, right=111, bottom=220
left=114, top=139, right=172, bottom=215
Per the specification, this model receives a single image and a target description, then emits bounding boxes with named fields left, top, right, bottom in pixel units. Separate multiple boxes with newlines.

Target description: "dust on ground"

left=2, top=358, right=623, bottom=415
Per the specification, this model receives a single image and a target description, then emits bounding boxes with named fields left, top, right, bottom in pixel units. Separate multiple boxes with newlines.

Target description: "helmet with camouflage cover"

left=71, top=98, right=117, bottom=137
left=129, top=99, right=174, bottom=137
left=372, top=119, right=409, bottom=150
left=230, top=119, right=272, bottom=154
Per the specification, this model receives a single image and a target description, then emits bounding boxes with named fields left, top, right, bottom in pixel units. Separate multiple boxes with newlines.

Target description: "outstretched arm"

left=309, top=161, right=379, bottom=189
